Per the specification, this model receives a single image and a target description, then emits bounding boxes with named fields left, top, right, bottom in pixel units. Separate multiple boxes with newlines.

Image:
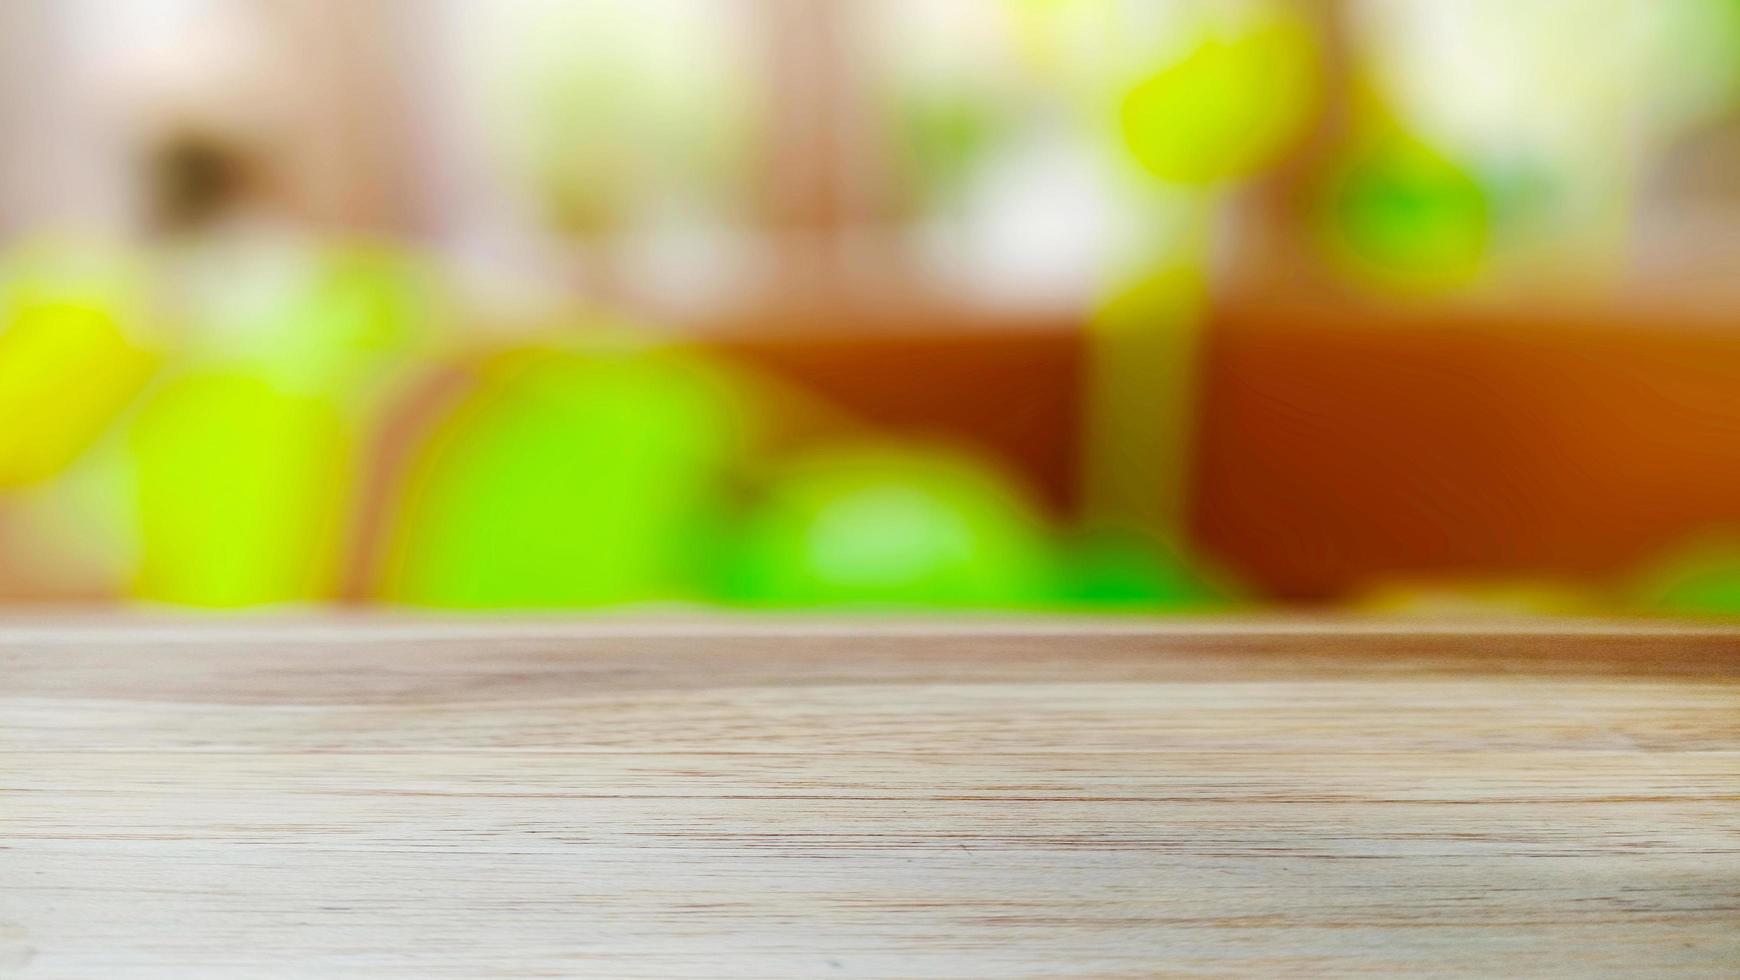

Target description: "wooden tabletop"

left=3, top=619, right=1739, bottom=978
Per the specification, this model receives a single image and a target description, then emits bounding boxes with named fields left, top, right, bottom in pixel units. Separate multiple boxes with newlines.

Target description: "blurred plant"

left=382, top=340, right=753, bottom=608
left=1080, top=260, right=1206, bottom=536
left=879, top=2, right=1023, bottom=213
left=1084, top=1, right=1319, bottom=600
left=1349, top=0, right=1740, bottom=285
left=162, top=239, right=447, bottom=398
left=130, top=370, right=351, bottom=606
left=1632, top=536, right=1740, bottom=617
left=129, top=238, right=444, bottom=606
left=895, top=88, right=1013, bottom=212
left=1117, top=0, right=1318, bottom=186
left=1319, top=128, right=1491, bottom=291
left=1058, top=528, right=1232, bottom=611
left=0, top=241, right=159, bottom=489
left=726, top=443, right=1057, bottom=609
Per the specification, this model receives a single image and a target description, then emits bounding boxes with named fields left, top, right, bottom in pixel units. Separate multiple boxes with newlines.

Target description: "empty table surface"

left=3, top=619, right=1739, bottom=977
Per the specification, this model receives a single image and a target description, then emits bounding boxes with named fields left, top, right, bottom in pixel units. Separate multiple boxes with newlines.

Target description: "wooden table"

left=4, top=620, right=1738, bottom=977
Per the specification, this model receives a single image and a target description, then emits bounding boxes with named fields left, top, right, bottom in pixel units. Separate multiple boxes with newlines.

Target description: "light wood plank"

left=2, top=621, right=1738, bottom=977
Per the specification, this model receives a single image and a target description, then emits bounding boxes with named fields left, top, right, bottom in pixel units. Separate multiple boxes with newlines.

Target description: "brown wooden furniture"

left=723, top=294, right=1740, bottom=602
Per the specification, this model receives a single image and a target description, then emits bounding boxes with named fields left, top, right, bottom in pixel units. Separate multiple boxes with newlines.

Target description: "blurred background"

left=1, top=0, right=1739, bottom=617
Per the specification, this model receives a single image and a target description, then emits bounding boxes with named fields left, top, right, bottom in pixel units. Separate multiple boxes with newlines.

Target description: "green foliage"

left=1120, top=11, right=1318, bottom=184
left=386, top=347, right=749, bottom=608
left=728, top=444, right=1057, bottom=608
left=1323, top=135, right=1491, bottom=289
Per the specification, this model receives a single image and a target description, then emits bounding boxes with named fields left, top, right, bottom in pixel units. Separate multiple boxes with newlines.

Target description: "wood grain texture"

left=2, top=620, right=1738, bottom=978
